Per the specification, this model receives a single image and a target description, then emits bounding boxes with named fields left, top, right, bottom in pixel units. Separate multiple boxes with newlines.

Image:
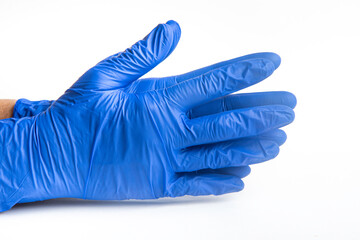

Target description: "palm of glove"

left=36, top=65, right=256, bottom=200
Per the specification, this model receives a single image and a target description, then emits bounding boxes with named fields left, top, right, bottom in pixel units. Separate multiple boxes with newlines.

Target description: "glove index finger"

left=164, top=53, right=281, bottom=111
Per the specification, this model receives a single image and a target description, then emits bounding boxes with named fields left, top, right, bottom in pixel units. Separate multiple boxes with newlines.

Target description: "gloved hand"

left=0, top=20, right=296, bottom=212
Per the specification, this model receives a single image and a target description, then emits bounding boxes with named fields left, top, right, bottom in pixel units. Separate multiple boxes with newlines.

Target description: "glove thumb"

left=71, top=20, right=181, bottom=90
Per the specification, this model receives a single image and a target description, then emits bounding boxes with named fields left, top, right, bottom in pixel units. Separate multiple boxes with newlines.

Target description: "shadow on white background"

left=7, top=195, right=228, bottom=214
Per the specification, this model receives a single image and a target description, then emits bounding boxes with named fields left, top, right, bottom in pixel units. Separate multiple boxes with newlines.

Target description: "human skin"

left=0, top=99, right=16, bottom=119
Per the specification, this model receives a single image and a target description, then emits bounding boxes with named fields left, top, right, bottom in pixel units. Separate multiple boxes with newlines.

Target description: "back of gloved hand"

left=0, top=20, right=296, bottom=212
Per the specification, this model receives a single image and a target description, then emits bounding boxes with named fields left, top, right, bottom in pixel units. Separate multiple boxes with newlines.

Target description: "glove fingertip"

left=165, top=20, right=181, bottom=35
left=261, top=52, right=281, bottom=70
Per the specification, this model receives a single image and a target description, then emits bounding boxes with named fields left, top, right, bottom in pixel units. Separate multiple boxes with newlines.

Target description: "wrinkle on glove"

left=1, top=20, right=296, bottom=212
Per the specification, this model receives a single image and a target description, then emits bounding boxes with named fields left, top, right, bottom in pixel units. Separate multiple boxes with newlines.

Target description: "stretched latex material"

left=0, top=20, right=296, bottom=212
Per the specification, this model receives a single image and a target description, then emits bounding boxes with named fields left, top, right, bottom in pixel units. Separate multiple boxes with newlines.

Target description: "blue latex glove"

left=0, top=20, right=296, bottom=212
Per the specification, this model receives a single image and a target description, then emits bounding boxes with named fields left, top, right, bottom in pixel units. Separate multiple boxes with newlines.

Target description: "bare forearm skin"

left=0, top=99, right=17, bottom=119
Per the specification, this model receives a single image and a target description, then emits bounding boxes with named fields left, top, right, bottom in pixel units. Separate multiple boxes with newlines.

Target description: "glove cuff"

left=13, top=98, right=53, bottom=118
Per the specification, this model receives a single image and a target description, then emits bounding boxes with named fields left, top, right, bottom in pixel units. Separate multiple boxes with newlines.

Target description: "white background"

left=0, top=0, right=359, bottom=239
